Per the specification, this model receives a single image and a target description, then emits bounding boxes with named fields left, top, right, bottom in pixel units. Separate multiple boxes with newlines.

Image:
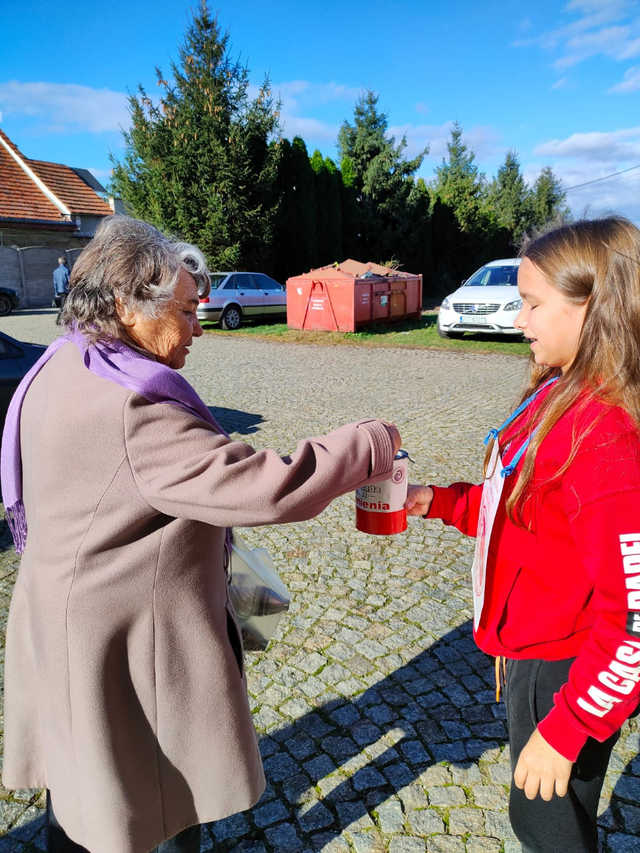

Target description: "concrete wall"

left=0, top=246, right=83, bottom=307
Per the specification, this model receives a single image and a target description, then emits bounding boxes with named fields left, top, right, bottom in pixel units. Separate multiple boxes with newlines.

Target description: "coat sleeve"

left=123, top=394, right=395, bottom=528
left=537, top=430, right=640, bottom=761
left=426, top=482, right=484, bottom=537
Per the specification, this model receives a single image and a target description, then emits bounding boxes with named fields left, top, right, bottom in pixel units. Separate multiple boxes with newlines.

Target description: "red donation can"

left=356, top=450, right=409, bottom=535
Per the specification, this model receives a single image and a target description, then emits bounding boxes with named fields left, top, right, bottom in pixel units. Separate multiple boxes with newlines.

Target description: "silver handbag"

left=229, top=533, right=290, bottom=651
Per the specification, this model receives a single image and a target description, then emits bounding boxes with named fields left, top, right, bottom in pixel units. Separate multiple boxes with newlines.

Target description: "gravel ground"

left=0, top=310, right=638, bottom=852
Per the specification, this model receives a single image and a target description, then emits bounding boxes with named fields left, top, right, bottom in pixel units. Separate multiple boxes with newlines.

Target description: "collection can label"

left=355, top=449, right=409, bottom=535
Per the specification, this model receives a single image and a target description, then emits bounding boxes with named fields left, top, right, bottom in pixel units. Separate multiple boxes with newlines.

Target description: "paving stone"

left=351, top=766, right=387, bottom=792
left=484, top=809, right=518, bottom=840
left=210, top=811, right=250, bottom=840
left=0, top=800, right=27, bottom=833
left=264, top=821, right=304, bottom=851
left=605, top=833, right=640, bottom=852
left=309, top=834, right=350, bottom=852
left=375, top=798, right=404, bottom=833
left=469, top=785, right=505, bottom=809
left=252, top=798, right=290, bottom=828
left=296, top=799, right=335, bottom=832
left=487, top=762, right=512, bottom=786
left=388, top=839, right=426, bottom=853
left=407, top=808, right=445, bottom=835
left=427, top=786, right=466, bottom=806
left=426, top=836, right=465, bottom=853
left=447, top=807, right=485, bottom=835
left=465, top=838, right=502, bottom=853
left=347, top=830, right=386, bottom=852
left=335, top=801, right=374, bottom=831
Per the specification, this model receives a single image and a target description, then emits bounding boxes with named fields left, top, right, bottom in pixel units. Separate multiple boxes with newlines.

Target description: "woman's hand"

left=513, top=727, right=573, bottom=801
left=405, top=484, right=434, bottom=516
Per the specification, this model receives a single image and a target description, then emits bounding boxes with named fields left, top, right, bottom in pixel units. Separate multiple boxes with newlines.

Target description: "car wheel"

left=0, top=296, right=13, bottom=316
left=221, top=305, right=242, bottom=330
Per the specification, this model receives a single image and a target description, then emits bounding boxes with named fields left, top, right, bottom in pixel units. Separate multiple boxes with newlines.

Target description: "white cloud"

left=534, top=126, right=640, bottom=161
left=279, top=113, right=338, bottom=144
left=527, top=124, right=640, bottom=222
left=551, top=76, right=568, bottom=88
left=609, top=64, right=640, bottom=90
left=273, top=79, right=362, bottom=115
left=268, top=78, right=363, bottom=150
left=0, top=81, right=130, bottom=133
left=514, top=0, right=640, bottom=76
left=386, top=121, right=502, bottom=163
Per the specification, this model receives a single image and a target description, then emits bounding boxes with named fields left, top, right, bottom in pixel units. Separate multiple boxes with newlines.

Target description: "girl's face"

left=515, top=258, right=588, bottom=374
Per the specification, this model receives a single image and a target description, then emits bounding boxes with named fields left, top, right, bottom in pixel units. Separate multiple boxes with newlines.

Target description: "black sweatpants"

left=504, top=658, right=619, bottom=853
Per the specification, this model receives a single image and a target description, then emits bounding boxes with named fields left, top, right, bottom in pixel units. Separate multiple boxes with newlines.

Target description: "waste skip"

left=286, top=259, right=422, bottom=332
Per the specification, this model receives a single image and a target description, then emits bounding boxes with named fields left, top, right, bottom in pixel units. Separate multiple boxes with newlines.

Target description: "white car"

left=437, top=258, right=523, bottom=338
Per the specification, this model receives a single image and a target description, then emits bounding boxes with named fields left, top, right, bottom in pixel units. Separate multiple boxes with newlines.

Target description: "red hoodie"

left=427, top=384, right=640, bottom=761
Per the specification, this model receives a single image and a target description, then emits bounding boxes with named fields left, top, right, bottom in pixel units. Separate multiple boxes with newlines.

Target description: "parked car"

left=437, top=258, right=523, bottom=338
left=0, top=331, right=46, bottom=439
left=0, top=287, right=20, bottom=316
left=197, top=272, right=286, bottom=330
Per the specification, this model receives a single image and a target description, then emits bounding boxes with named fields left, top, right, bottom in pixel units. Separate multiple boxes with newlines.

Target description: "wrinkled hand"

left=513, top=727, right=573, bottom=801
left=405, top=484, right=434, bottom=516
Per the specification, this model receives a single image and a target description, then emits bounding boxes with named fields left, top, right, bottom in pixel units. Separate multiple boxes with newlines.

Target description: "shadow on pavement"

left=4, top=619, right=638, bottom=850
left=235, top=619, right=507, bottom=848
left=207, top=405, right=264, bottom=435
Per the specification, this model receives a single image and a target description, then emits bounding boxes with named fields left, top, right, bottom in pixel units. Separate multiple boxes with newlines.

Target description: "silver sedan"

left=197, top=272, right=287, bottom=330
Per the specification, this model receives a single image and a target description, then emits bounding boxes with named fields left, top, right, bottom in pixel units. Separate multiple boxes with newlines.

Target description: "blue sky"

left=2, top=0, right=640, bottom=222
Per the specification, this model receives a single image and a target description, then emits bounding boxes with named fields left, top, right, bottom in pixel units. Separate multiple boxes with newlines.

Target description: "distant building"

left=0, top=128, right=114, bottom=249
left=0, top=129, right=123, bottom=306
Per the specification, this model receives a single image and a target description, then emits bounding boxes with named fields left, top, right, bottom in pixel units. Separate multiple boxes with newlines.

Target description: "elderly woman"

left=1, top=215, right=400, bottom=853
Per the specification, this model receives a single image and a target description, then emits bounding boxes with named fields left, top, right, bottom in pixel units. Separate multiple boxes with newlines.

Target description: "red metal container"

left=355, top=450, right=409, bottom=535
left=287, top=260, right=422, bottom=332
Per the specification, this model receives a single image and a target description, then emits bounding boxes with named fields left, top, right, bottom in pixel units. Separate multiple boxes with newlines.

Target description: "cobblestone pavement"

left=0, top=310, right=638, bottom=852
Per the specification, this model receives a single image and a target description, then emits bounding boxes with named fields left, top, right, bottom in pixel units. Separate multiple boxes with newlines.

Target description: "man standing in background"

left=52, top=256, right=70, bottom=323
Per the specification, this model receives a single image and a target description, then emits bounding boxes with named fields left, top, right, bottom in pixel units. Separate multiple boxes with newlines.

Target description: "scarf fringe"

left=6, top=500, right=27, bottom=554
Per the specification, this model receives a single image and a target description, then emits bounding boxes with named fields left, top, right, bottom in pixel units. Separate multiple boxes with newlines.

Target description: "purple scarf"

left=0, top=330, right=229, bottom=553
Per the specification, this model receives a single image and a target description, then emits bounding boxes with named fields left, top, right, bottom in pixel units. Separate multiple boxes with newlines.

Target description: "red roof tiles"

left=0, top=129, right=111, bottom=223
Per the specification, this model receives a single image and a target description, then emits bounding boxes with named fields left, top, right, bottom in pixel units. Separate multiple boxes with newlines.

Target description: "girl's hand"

left=405, top=484, right=434, bottom=516
left=513, top=727, right=573, bottom=801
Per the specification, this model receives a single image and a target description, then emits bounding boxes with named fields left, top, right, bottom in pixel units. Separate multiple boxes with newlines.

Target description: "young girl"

left=406, top=217, right=640, bottom=852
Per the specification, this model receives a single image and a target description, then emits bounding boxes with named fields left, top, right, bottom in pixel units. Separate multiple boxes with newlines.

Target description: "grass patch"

left=201, top=312, right=531, bottom=357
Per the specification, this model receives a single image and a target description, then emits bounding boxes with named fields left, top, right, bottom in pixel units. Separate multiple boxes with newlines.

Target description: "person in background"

left=406, top=217, right=640, bottom=852
left=52, top=256, right=70, bottom=322
left=1, top=214, right=401, bottom=853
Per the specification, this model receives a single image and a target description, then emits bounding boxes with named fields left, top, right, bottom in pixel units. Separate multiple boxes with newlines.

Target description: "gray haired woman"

left=1, top=215, right=400, bottom=853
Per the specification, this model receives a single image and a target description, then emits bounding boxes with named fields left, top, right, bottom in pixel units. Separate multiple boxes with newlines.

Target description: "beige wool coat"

left=2, top=342, right=394, bottom=853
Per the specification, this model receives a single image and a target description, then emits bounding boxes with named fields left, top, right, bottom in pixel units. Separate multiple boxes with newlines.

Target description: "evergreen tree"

left=431, top=122, right=487, bottom=232
left=531, top=167, right=570, bottom=229
left=488, top=150, right=532, bottom=244
left=110, top=2, right=280, bottom=271
left=338, top=90, right=427, bottom=262
left=310, top=150, right=342, bottom=265
left=272, top=137, right=318, bottom=282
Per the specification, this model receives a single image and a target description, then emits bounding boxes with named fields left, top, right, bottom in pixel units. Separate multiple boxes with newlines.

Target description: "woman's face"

left=515, top=258, right=588, bottom=374
left=124, top=269, right=203, bottom=369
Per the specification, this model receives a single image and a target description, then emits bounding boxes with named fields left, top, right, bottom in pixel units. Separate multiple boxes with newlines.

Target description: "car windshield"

left=465, top=265, right=519, bottom=287
left=210, top=274, right=227, bottom=289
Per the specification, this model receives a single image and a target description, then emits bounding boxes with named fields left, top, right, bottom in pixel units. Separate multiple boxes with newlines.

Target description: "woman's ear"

left=115, top=297, right=135, bottom=327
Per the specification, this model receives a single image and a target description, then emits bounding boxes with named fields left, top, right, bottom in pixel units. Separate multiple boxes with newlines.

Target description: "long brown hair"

left=486, top=216, right=640, bottom=523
